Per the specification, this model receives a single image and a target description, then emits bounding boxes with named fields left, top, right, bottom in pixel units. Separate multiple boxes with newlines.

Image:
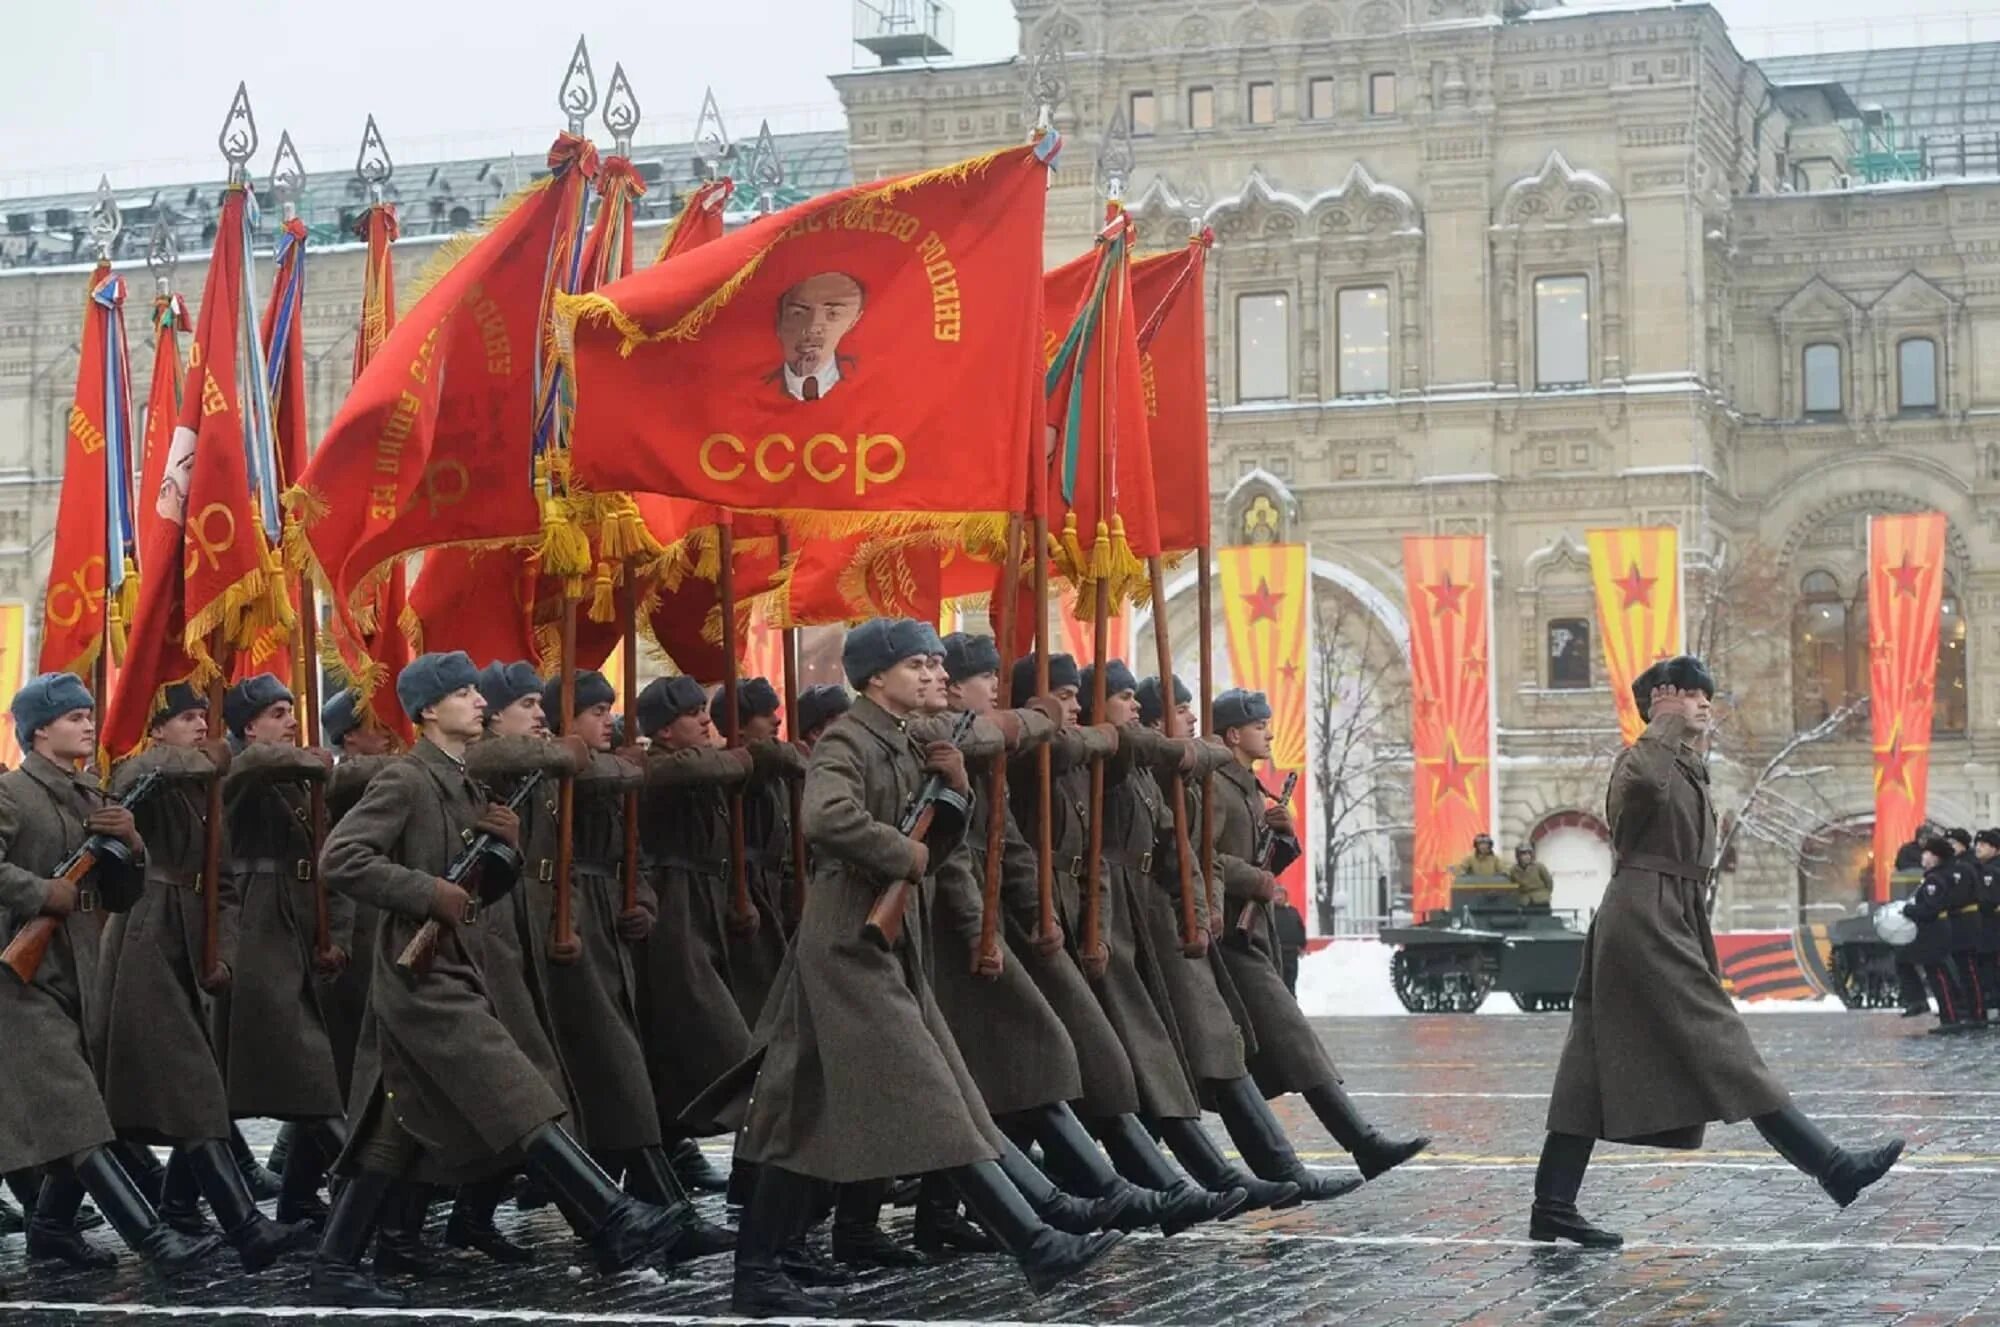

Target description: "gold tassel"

left=1089, top=519, right=1114, bottom=581
left=588, top=561, right=618, bottom=624
left=538, top=495, right=594, bottom=596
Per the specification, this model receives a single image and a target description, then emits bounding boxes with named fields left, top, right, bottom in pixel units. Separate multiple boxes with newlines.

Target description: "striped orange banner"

left=1586, top=526, right=1682, bottom=745
left=1869, top=513, right=1946, bottom=904
left=1056, top=588, right=1130, bottom=667
left=1404, top=536, right=1493, bottom=918
left=1217, top=544, right=1310, bottom=900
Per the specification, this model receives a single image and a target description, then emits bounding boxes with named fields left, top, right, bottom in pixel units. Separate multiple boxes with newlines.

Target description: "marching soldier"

left=1905, top=837, right=1967, bottom=1033
left=1943, top=828, right=1987, bottom=1025
left=1511, top=846, right=1555, bottom=909
left=0, top=673, right=221, bottom=1279
left=320, top=688, right=396, bottom=1100
left=709, top=677, right=800, bottom=1019
left=536, top=670, right=735, bottom=1260
left=312, top=651, right=682, bottom=1307
left=216, top=674, right=352, bottom=1227
left=702, top=620, right=1125, bottom=1318
left=1537, top=656, right=1902, bottom=1247
left=1205, top=687, right=1429, bottom=1188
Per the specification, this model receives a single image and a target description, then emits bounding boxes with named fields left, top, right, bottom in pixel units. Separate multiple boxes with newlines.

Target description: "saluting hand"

left=1649, top=684, right=1696, bottom=721
left=86, top=806, right=141, bottom=852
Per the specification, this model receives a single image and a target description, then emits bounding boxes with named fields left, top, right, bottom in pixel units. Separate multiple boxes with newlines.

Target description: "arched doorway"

left=1530, top=811, right=1613, bottom=919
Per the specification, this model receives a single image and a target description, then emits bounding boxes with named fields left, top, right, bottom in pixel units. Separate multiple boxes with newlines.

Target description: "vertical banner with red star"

left=1218, top=544, right=1310, bottom=900
left=1869, top=513, right=1946, bottom=904
left=1586, top=526, right=1682, bottom=745
left=1404, top=535, right=1494, bottom=918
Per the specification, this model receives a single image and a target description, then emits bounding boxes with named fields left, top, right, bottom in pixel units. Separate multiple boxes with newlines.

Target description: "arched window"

left=1898, top=337, right=1938, bottom=413
left=1803, top=343, right=1843, bottom=416
left=1936, top=587, right=1968, bottom=734
left=1793, top=571, right=1849, bottom=729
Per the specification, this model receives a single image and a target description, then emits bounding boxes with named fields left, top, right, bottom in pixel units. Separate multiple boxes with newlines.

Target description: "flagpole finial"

left=146, top=222, right=177, bottom=294
left=1025, top=31, right=1068, bottom=130
left=750, top=120, right=783, bottom=214
left=270, top=131, right=306, bottom=222
left=1097, top=107, right=1134, bottom=204
left=560, top=36, right=598, bottom=135
left=219, top=82, right=258, bottom=185
left=88, top=176, right=122, bottom=263
left=604, top=63, right=640, bottom=156
left=694, top=87, right=732, bottom=182
left=356, top=114, right=394, bottom=203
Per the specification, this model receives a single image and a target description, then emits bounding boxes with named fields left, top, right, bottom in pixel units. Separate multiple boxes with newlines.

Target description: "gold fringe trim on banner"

left=405, top=175, right=556, bottom=311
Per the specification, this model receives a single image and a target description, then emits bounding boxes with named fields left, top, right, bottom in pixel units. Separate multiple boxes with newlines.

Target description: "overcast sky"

left=2, top=0, right=1991, bottom=198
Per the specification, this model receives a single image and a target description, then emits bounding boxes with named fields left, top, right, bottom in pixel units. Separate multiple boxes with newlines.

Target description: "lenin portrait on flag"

left=768, top=272, right=864, bottom=402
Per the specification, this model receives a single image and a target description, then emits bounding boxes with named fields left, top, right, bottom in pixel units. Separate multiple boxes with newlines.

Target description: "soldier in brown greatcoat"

left=318, top=688, right=398, bottom=1102
left=0, top=672, right=220, bottom=1279
left=534, top=669, right=734, bottom=1263
left=215, top=674, right=352, bottom=1228
left=701, top=620, right=1124, bottom=1319
left=1204, top=686, right=1429, bottom=1192
left=310, top=651, right=683, bottom=1308
left=1536, top=656, right=1904, bottom=1247
left=710, top=676, right=798, bottom=1021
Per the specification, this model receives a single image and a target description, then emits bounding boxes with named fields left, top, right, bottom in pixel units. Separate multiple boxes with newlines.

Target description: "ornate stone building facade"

left=834, top=1, right=2000, bottom=929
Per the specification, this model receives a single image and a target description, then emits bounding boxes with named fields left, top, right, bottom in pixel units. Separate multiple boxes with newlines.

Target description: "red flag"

left=106, top=185, right=291, bottom=760
left=245, top=215, right=312, bottom=686
left=558, top=141, right=1053, bottom=535
left=41, top=264, right=138, bottom=681
left=1041, top=220, right=1160, bottom=613
left=136, top=290, right=190, bottom=577
left=289, top=135, right=598, bottom=644
left=654, top=177, right=732, bottom=264
left=408, top=545, right=540, bottom=666
left=1130, top=235, right=1210, bottom=555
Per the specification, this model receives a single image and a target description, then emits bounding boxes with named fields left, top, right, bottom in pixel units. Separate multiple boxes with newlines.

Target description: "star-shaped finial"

left=1426, top=572, right=1467, bottom=619
left=1613, top=561, right=1655, bottom=611
left=1244, top=577, right=1283, bottom=625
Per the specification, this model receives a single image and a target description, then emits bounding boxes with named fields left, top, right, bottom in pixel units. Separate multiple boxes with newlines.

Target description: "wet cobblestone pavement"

left=6, top=1011, right=1999, bottom=1325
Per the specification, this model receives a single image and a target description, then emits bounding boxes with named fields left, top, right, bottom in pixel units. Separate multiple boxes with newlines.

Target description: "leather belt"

left=1617, top=852, right=1713, bottom=883
left=152, top=868, right=202, bottom=893
left=1102, top=848, right=1153, bottom=873
left=571, top=858, right=620, bottom=877
left=228, top=858, right=312, bottom=881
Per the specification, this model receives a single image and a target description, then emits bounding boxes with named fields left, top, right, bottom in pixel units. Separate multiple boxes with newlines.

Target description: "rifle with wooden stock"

left=1235, top=770, right=1299, bottom=940
left=395, top=769, right=548, bottom=978
left=863, top=710, right=976, bottom=951
left=1, top=770, right=165, bottom=985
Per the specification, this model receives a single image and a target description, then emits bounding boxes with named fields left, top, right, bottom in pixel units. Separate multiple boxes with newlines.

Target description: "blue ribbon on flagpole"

left=94, top=274, right=136, bottom=593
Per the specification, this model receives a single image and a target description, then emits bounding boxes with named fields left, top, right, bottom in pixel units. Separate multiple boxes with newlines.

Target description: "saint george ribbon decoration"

left=1404, top=535, right=1495, bottom=918
left=1217, top=544, right=1311, bottom=901
left=1586, top=526, right=1682, bottom=745
left=1868, top=512, right=1947, bottom=904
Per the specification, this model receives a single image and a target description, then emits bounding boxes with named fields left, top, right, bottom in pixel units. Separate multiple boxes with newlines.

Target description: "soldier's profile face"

left=1233, top=716, right=1272, bottom=760
left=948, top=672, right=998, bottom=716
left=871, top=655, right=928, bottom=714
left=574, top=702, right=614, bottom=752
left=1103, top=690, right=1140, bottom=728
left=492, top=693, right=546, bottom=739
left=343, top=726, right=394, bottom=757
left=37, top=708, right=96, bottom=763
left=776, top=273, right=864, bottom=377
left=152, top=708, right=208, bottom=748
left=742, top=712, right=779, bottom=742
left=430, top=686, right=486, bottom=741
left=247, top=700, right=296, bottom=745
left=1051, top=685, right=1080, bottom=726
left=1979, top=843, right=1998, bottom=862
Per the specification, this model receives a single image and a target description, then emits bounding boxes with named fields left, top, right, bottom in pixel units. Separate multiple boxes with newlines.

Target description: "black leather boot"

left=831, top=1179, right=928, bottom=1267
left=111, top=1140, right=165, bottom=1210
left=949, top=1159, right=1123, bottom=1295
left=1091, top=1113, right=1249, bottom=1229
left=1529, top=1132, right=1621, bottom=1248
left=28, top=1168, right=116, bottom=1269
left=727, top=1155, right=758, bottom=1210
left=308, top=1170, right=406, bottom=1307
left=159, top=1148, right=211, bottom=1235
left=523, top=1122, right=680, bottom=1274
left=72, top=1149, right=224, bottom=1278
left=373, top=1182, right=438, bottom=1277
left=913, top=1172, right=997, bottom=1254
left=267, top=1123, right=296, bottom=1179
left=668, top=1137, right=729, bottom=1194
left=732, top=1164, right=838, bottom=1319
left=1025, top=1105, right=1239, bottom=1236
left=624, top=1145, right=737, bottom=1260
left=445, top=1175, right=534, bottom=1265
left=276, top=1125, right=334, bottom=1227
left=1212, top=1077, right=1362, bottom=1202
left=1753, top=1106, right=1904, bottom=1208
left=994, top=1135, right=1135, bottom=1233
left=1303, top=1081, right=1431, bottom=1180
left=1154, top=1115, right=1302, bottom=1212
left=187, top=1138, right=317, bottom=1272
left=229, top=1124, right=282, bottom=1201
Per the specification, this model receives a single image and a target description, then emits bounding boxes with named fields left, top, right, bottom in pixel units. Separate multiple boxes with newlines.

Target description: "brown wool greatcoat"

left=94, top=746, right=233, bottom=1143
left=1210, top=756, right=1341, bottom=1097
left=1126, top=733, right=1254, bottom=1089
left=635, top=744, right=755, bottom=1131
left=0, top=753, right=132, bottom=1172
left=322, top=739, right=566, bottom=1175
left=322, top=755, right=393, bottom=1099
left=731, top=754, right=803, bottom=1017
left=1547, top=712, right=1791, bottom=1147
left=215, top=741, right=348, bottom=1121
left=520, top=750, right=660, bottom=1151
left=929, top=707, right=1082, bottom=1118
left=692, top=699, right=1007, bottom=1183
left=1016, top=726, right=1199, bottom=1120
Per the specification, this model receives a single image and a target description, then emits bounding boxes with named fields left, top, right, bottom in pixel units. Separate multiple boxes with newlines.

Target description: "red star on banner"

left=1415, top=695, right=1441, bottom=720
left=1910, top=676, right=1935, bottom=704
left=1613, top=561, right=1655, bottom=610
left=1277, top=660, right=1300, bottom=687
left=1244, top=577, right=1283, bottom=624
left=1419, top=730, right=1488, bottom=810
left=1461, top=648, right=1487, bottom=686
left=1426, top=572, right=1467, bottom=619
left=1870, top=636, right=1896, bottom=660
left=1885, top=550, right=1925, bottom=599
left=1874, top=725, right=1928, bottom=802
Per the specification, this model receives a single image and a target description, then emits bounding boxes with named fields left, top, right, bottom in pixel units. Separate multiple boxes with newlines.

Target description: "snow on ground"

left=1296, top=938, right=1846, bottom=1017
